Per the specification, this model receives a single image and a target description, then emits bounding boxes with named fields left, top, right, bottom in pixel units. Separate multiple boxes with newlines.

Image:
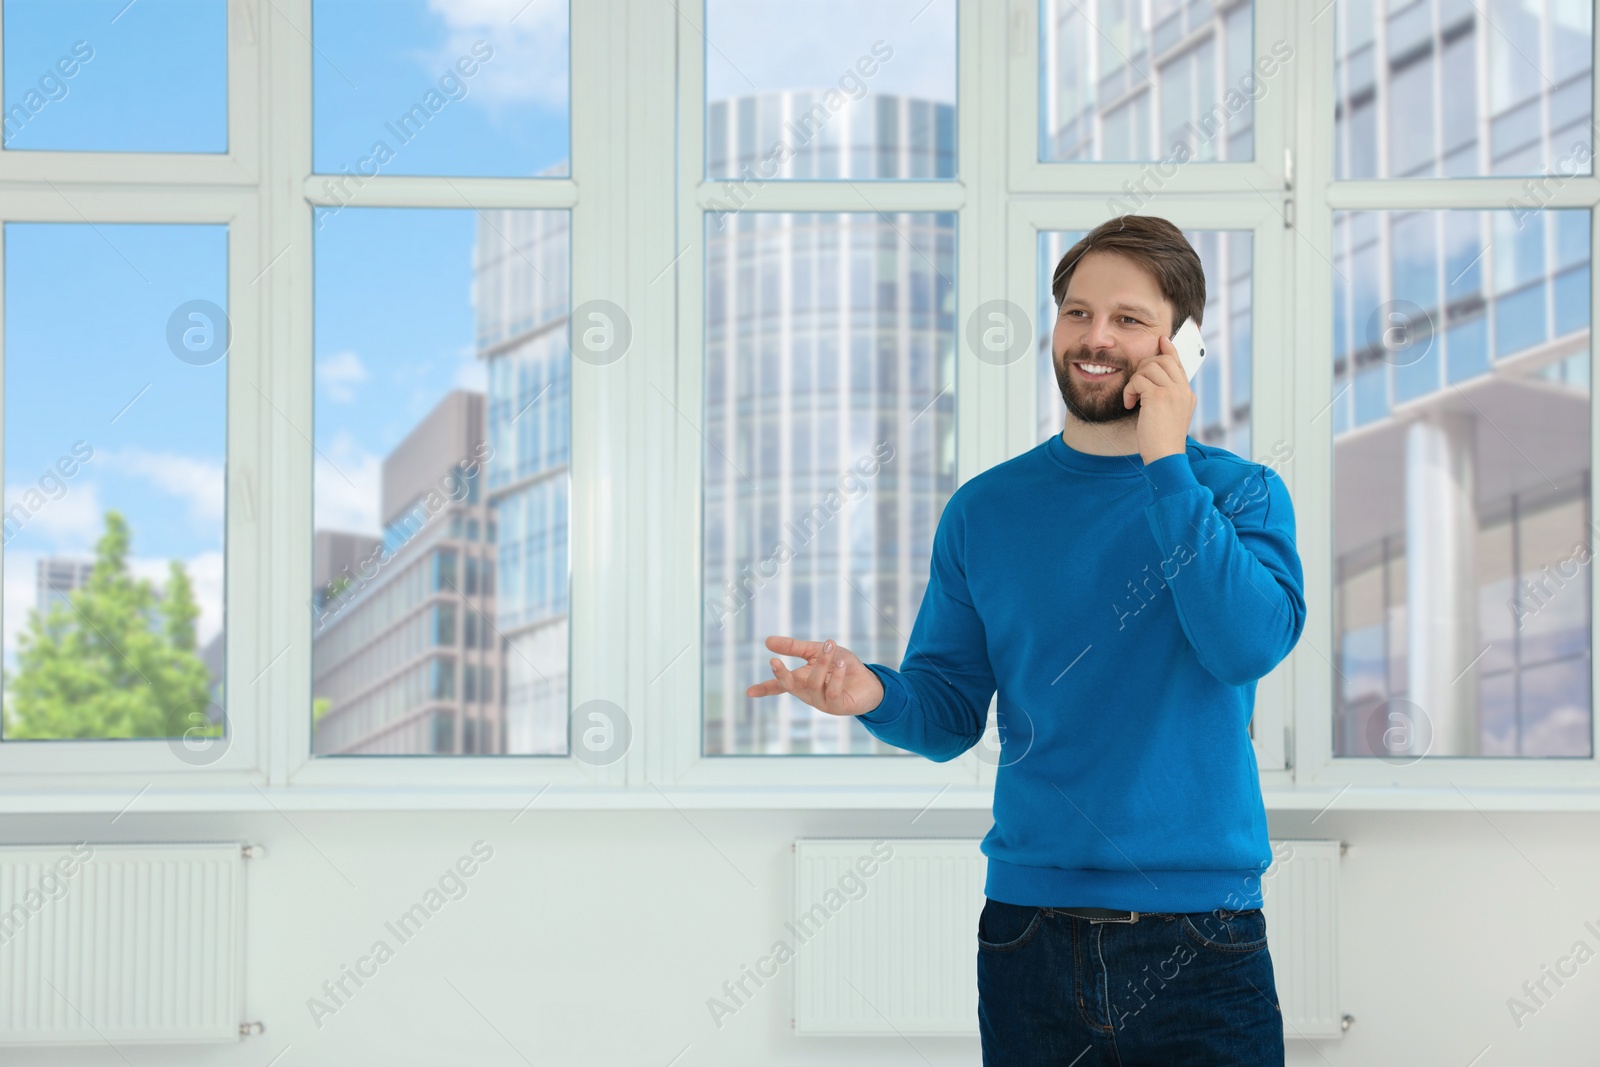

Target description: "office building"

left=311, top=390, right=505, bottom=755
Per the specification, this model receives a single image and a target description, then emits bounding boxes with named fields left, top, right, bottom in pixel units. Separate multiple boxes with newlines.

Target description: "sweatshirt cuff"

left=859, top=664, right=909, bottom=725
left=1143, top=450, right=1202, bottom=500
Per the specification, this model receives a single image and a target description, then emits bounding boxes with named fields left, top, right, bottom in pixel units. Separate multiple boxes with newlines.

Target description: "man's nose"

left=1083, top=315, right=1116, bottom=350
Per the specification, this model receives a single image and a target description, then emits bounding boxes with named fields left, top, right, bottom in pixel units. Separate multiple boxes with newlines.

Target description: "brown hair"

left=1050, top=215, right=1206, bottom=333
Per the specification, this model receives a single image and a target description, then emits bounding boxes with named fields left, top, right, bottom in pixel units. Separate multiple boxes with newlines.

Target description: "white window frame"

left=0, top=0, right=1597, bottom=812
left=0, top=2, right=264, bottom=788
left=1290, top=0, right=1600, bottom=790
left=274, top=0, right=618, bottom=792
left=656, top=0, right=984, bottom=789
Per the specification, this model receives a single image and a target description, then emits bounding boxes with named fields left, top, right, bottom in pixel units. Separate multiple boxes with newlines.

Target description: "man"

left=746, top=214, right=1305, bottom=1065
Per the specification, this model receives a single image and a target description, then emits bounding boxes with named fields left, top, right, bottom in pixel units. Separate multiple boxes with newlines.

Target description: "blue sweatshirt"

left=859, top=432, right=1306, bottom=912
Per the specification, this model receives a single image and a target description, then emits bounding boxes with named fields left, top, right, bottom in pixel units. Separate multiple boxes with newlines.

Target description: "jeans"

left=976, top=898, right=1285, bottom=1066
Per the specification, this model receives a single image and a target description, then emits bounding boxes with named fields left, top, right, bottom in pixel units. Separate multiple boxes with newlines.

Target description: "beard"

left=1055, top=344, right=1137, bottom=425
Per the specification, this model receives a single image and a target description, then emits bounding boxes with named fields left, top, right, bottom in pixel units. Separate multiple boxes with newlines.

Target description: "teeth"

left=1077, top=363, right=1115, bottom=374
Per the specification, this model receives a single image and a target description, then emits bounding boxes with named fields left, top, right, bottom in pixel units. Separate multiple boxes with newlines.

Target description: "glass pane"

left=1335, top=0, right=1593, bottom=178
left=704, top=0, right=955, bottom=181
left=312, top=0, right=570, bottom=178
left=1040, top=0, right=1263, bottom=163
left=703, top=210, right=956, bottom=754
left=1037, top=228, right=1254, bottom=459
left=1332, top=208, right=1592, bottom=758
left=311, top=207, right=571, bottom=756
left=3, top=224, right=227, bottom=745
left=2, top=0, right=226, bottom=153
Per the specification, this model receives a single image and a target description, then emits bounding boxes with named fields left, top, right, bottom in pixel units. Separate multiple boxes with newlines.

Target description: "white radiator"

left=0, top=842, right=248, bottom=1046
left=1260, top=839, right=1344, bottom=1039
left=793, top=837, right=1342, bottom=1039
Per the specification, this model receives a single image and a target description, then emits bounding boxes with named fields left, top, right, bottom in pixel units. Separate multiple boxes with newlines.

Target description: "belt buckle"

left=1090, top=910, right=1139, bottom=924
left=1064, top=907, right=1140, bottom=924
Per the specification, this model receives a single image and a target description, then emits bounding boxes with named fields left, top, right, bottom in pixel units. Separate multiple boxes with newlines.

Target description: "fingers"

left=1123, top=371, right=1149, bottom=408
left=1137, top=354, right=1180, bottom=388
left=823, top=652, right=849, bottom=712
left=750, top=637, right=846, bottom=706
left=765, top=634, right=825, bottom=660
left=1124, top=352, right=1186, bottom=408
left=802, top=639, right=836, bottom=706
left=752, top=633, right=864, bottom=710
left=771, top=653, right=798, bottom=695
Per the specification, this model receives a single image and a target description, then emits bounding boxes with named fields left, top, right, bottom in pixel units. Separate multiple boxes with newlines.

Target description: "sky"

left=704, top=0, right=955, bottom=104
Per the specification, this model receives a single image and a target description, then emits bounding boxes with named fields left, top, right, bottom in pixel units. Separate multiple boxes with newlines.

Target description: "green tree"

left=3, top=510, right=214, bottom=740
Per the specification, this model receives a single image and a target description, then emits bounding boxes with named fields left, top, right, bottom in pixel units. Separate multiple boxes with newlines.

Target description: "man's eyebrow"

left=1062, top=297, right=1159, bottom=320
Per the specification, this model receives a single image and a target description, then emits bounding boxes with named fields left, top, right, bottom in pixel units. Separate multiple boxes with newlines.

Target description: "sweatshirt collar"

left=1045, top=430, right=1190, bottom=477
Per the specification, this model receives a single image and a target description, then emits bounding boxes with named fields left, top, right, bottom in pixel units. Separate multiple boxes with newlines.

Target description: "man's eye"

left=1119, top=315, right=1140, bottom=325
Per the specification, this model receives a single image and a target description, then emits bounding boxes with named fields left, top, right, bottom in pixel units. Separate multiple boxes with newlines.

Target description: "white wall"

left=2, top=807, right=1598, bottom=1066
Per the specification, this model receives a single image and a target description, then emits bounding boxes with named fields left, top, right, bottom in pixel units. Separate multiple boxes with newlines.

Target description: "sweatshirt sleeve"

left=857, top=496, right=997, bottom=763
left=1140, top=451, right=1306, bottom=687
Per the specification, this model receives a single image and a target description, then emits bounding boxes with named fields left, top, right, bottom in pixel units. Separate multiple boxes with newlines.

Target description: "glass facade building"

left=473, top=208, right=572, bottom=756
left=1328, top=1, right=1594, bottom=757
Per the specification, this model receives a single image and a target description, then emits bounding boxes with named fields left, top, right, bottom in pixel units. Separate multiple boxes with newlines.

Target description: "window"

left=2, top=0, right=227, bottom=153
left=2, top=224, right=227, bottom=744
left=1334, top=0, right=1592, bottom=178
left=704, top=0, right=955, bottom=182
left=311, top=0, right=569, bottom=178
left=1040, top=0, right=1259, bottom=163
left=701, top=210, right=956, bottom=755
left=6, top=1, right=1599, bottom=802
left=1311, top=0, right=1596, bottom=782
left=1330, top=207, right=1592, bottom=759
left=308, top=204, right=569, bottom=757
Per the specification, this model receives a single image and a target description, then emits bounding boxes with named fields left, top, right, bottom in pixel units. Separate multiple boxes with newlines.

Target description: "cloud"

left=3, top=549, right=41, bottom=674
left=1520, top=703, right=1591, bottom=757
left=704, top=0, right=956, bottom=103
left=3, top=479, right=103, bottom=551
left=318, top=350, right=371, bottom=404
left=315, top=430, right=382, bottom=535
left=425, top=0, right=569, bottom=112
left=453, top=342, right=488, bottom=393
left=104, top=450, right=226, bottom=525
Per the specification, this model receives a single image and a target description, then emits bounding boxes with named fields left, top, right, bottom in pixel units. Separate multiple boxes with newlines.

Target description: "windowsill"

left=3, top=783, right=1600, bottom=815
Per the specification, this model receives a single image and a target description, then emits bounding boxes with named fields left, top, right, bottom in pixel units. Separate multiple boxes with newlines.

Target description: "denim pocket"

left=977, top=898, right=1044, bottom=952
left=1180, top=908, right=1268, bottom=953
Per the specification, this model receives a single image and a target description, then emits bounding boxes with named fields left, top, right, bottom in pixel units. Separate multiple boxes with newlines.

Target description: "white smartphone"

left=1171, top=317, right=1207, bottom=381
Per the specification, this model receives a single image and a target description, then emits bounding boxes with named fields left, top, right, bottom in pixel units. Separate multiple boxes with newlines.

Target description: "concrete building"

left=311, top=390, right=504, bottom=755
left=312, top=530, right=380, bottom=610
left=34, top=557, right=94, bottom=619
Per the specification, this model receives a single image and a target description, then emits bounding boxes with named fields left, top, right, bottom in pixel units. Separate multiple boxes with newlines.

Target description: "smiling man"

left=746, top=214, right=1305, bottom=1065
